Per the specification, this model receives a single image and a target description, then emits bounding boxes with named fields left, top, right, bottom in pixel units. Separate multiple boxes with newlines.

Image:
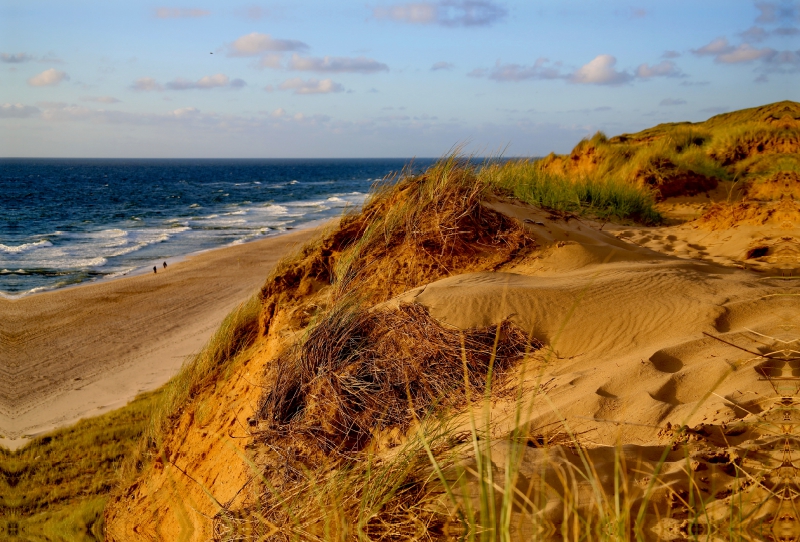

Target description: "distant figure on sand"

left=153, top=266, right=157, bottom=274
left=163, top=261, right=167, bottom=269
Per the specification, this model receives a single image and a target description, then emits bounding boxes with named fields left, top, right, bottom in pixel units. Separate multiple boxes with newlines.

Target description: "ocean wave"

left=0, top=285, right=56, bottom=299
left=20, top=256, right=109, bottom=269
left=288, top=200, right=326, bottom=208
left=106, top=227, right=189, bottom=258
left=258, top=204, right=289, bottom=214
left=88, top=228, right=127, bottom=239
left=104, top=268, right=134, bottom=279
left=0, top=239, right=53, bottom=253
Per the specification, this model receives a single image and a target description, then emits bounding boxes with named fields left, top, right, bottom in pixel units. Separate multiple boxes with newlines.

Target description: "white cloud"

left=659, top=98, right=687, bottom=106
left=569, top=55, right=631, bottom=85
left=278, top=78, right=344, bottom=94
left=740, top=25, right=769, bottom=42
left=375, top=3, right=437, bottom=23
left=753, top=1, right=798, bottom=24
left=271, top=107, right=285, bottom=117
left=131, top=77, right=163, bottom=91
left=135, top=74, right=244, bottom=91
left=636, top=60, right=683, bottom=78
left=227, top=32, right=308, bottom=56
left=28, top=68, right=70, bottom=87
left=195, top=74, right=229, bottom=88
left=691, top=37, right=734, bottom=56
left=716, top=43, right=775, bottom=63
left=40, top=104, right=93, bottom=121
left=1, top=52, right=32, bottom=63
left=373, top=1, right=507, bottom=27
left=171, top=107, right=200, bottom=118
left=82, top=96, right=122, bottom=104
left=431, top=61, right=454, bottom=71
left=692, top=36, right=783, bottom=70
left=486, top=58, right=564, bottom=81
left=662, top=50, right=680, bottom=59
left=288, top=54, right=389, bottom=73
left=0, top=103, right=40, bottom=118
left=154, top=7, right=210, bottom=18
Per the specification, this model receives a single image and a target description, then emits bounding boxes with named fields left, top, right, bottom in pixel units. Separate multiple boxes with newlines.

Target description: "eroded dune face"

left=105, top=103, right=800, bottom=541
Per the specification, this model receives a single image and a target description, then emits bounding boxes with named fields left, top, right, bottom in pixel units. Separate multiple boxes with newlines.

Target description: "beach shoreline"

left=0, top=223, right=328, bottom=450
left=0, top=217, right=333, bottom=302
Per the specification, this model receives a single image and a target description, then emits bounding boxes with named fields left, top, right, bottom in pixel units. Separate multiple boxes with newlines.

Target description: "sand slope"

left=0, top=227, right=322, bottom=448
left=386, top=201, right=800, bottom=538
left=104, top=195, right=800, bottom=539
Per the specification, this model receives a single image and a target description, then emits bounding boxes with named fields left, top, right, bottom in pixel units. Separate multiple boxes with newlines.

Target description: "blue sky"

left=1, top=0, right=797, bottom=157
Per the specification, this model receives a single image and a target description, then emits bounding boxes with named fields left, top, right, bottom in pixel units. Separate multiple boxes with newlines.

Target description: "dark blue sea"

left=0, top=158, right=437, bottom=297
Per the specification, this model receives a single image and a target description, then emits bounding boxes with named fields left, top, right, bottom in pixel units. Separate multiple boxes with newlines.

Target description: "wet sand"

left=0, top=226, right=324, bottom=449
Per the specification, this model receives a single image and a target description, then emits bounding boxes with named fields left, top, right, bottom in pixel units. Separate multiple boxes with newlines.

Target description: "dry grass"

left=257, top=302, right=536, bottom=459
left=258, top=155, right=532, bottom=345
left=218, top=297, right=539, bottom=542
left=214, top=419, right=462, bottom=542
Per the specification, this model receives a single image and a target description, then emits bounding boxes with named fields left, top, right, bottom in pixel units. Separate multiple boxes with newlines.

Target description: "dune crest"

left=103, top=103, right=800, bottom=540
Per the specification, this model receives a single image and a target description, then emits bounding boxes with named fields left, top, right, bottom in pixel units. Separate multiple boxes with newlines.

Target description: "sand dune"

left=103, top=103, right=800, bottom=539
left=0, top=227, right=322, bottom=449
left=389, top=201, right=800, bottom=537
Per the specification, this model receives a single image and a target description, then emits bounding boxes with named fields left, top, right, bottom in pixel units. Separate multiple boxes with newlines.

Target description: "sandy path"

left=0, top=226, right=323, bottom=448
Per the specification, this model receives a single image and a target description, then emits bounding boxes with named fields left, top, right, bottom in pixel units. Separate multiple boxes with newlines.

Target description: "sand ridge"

left=0, top=227, right=323, bottom=448
left=379, top=200, right=800, bottom=536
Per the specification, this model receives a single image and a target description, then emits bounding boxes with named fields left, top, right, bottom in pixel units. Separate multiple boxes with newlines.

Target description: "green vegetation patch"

left=0, top=390, right=162, bottom=540
left=479, top=159, right=662, bottom=225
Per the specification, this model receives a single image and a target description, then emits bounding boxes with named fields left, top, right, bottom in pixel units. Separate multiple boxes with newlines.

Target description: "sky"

left=1, top=0, right=798, bottom=158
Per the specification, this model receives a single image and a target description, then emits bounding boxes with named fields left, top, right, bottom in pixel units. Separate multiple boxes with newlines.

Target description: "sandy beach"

left=0, top=226, right=324, bottom=449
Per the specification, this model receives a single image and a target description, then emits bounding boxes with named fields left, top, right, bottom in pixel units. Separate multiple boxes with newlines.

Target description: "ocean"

left=0, top=158, right=437, bottom=297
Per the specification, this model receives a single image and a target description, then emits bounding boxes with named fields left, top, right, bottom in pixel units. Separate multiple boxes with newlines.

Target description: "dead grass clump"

left=214, top=426, right=460, bottom=542
left=256, top=302, right=536, bottom=462
left=258, top=157, right=531, bottom=338
left=631, top=156, right=719, bottom=198
left=335, top=157, right=529, bottom=299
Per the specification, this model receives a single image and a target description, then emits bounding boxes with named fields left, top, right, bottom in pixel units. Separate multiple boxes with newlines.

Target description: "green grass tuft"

left=479, top=159, right=662, bottom=224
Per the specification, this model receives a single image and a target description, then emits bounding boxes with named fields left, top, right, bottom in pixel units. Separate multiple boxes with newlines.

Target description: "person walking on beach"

left=153, top=266, right=157, bottom=274
left=163, top=261, right=167, bottom=269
